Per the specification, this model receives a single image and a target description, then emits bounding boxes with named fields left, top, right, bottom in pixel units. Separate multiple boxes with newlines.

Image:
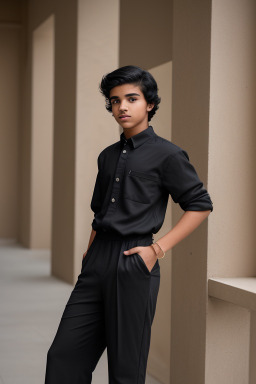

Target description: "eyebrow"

left=109, top=93, right=140, bottom=101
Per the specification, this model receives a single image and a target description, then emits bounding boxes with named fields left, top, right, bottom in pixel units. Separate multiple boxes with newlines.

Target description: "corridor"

left=0, top=241, right=160, bottom=384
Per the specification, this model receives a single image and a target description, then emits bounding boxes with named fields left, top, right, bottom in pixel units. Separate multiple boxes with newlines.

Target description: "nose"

left=119, top=100, right=128, bottom=111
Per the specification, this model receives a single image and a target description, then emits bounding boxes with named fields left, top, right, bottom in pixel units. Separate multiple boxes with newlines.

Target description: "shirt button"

left=111, top=197, right=115, bottom=202
left=116, top=177, right=120, bottom=182
left=123, top=149, right=126, bottom=153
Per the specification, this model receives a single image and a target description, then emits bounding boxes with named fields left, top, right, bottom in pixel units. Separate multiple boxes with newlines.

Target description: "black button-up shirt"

left=90, top=125, right=213, bottom=236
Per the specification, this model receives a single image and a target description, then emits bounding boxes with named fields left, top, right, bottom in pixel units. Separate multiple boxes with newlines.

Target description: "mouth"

left=119, top=115, right=131, bottom=120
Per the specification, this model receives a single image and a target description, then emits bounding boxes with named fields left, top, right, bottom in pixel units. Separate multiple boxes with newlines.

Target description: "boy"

left=45, top=65, right=213, bottom=383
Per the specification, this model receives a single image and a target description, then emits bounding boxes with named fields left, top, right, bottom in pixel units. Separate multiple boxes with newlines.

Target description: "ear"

left=147, top=103, right=154, bottom=111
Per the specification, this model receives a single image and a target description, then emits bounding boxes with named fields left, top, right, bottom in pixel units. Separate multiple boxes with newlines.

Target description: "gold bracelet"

left=155, top=242, right=165, bottom=259
left=151, top=242, right=165, bottom=259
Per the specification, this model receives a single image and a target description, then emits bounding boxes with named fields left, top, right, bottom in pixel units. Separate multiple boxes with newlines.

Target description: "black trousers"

left=44, top=230, right=161, bottom=383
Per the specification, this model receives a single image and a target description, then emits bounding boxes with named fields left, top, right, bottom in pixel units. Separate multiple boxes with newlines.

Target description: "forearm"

left=155, top=210, right=211, bottom=255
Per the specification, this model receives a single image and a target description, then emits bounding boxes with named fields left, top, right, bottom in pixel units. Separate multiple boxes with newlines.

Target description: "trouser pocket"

left=134, top=251, right=159, bottom=275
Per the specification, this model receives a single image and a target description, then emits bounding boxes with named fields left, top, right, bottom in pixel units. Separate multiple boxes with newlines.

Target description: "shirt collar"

left=120, top=125, right=155, bottom=149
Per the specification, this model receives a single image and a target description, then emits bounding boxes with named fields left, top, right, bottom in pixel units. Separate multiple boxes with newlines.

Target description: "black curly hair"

left=99, top=65, right=161, bottom=122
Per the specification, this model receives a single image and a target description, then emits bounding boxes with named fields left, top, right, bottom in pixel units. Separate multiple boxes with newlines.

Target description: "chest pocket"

left=123, top=169, right=161, bottom=204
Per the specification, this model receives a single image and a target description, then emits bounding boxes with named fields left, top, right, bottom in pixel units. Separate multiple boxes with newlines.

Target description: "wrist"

left=151, top=242, right=165, bottom=259
left=151, top=244, right=159, bottom=259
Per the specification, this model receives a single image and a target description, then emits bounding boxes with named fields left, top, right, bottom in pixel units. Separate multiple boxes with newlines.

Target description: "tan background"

left=1, top=0, right=256, bottom=383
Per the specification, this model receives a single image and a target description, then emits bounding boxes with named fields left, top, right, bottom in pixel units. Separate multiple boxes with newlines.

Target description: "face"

left=109, top=83, right=154, bottom=131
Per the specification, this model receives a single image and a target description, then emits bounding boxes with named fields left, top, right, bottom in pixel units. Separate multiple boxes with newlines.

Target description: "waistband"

left=95, top=228, right=154, bottom=242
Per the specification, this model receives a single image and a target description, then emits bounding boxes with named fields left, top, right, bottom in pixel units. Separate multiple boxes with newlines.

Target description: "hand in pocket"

left=123, top=245, right=158, bottom=273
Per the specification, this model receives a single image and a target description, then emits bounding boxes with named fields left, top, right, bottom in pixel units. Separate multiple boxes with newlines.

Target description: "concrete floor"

left=0, top=241, right=161, bottom=384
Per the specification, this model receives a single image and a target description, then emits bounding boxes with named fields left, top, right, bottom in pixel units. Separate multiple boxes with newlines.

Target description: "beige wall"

left=0, top=3, right=22, bottom=239
left=0, top=0, right=22, bottom=23
left=148, top=62, right=172, bottom=383
left=31, top=15, right=54, bottom=249
left=206, top=0, right=256, bottom=383
left=74, top=0, right=119, bottom=276
left=49, top=0, right=78, bottom=283
left=119, top=0, right=173, bottom=69
left=171, top=0, right=211, bottom=382
left=18, top=0, right=78, bottom=283
left=19, top=0, right=56, bottom=247
left=119, top=2, right=174, bottom=379
left=19, top=0, right=119, bottom=283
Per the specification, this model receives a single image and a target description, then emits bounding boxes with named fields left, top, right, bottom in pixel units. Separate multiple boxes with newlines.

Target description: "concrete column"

left=20, top=0, right=119, bottom=283
left=0, top=22, right=21, bottom=239
left=171, top=0, right=211, bottom=382
left=172, top=0, right=256, bottom=382
left=31, top=15, right=54, bottom=249
left=73, top=0, right=119, bottom=281
left=119, top=1, right=173, bottom=380
left=148, top=63, right=173, bottom=383
left=51, top=0, right=78, bottom=283
left=50, top=0, right=119, bottom=284
left=249, top=311, right=256, bottom=384
left=20, top=0, right=78, bottom=281
left=206, top=0, right=256, bottom=383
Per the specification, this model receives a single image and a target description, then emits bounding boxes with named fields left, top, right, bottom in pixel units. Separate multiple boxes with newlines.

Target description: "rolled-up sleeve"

left=162, top=149, right=213, bottom=212
left=90, top=153, right=103, bottom=228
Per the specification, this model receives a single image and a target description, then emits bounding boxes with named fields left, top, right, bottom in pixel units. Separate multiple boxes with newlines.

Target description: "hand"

left=123, top=245, right=158, bottom=273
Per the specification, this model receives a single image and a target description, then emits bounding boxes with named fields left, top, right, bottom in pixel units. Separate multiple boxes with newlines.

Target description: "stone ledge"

left=208, top=277, right=256, bottom=311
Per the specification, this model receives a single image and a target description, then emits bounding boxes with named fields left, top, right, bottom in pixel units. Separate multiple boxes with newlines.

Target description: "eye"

left=129, top=97, right=137, bottom=102
left=112, top=99, right=118, bottom=104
